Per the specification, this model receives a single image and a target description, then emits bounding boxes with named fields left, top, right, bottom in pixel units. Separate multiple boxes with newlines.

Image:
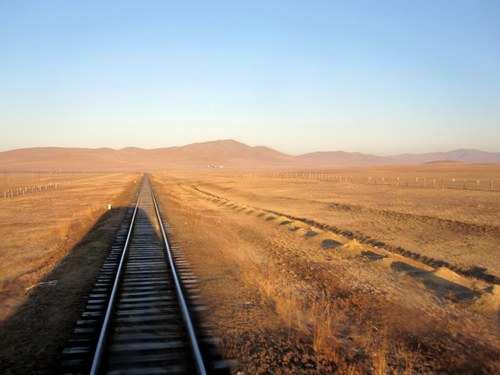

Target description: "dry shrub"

left=221, top=236, right=497, bottom=373
left=310, top=298, right=334, bottom=352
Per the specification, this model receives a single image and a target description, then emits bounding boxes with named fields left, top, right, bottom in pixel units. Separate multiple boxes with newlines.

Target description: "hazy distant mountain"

left=298, top=151, right=388, bottom=166
left=298, top=148, right=500, bottom=166
left=145, top=139, right=296, bottom=167
left=390, top=149, right=500, bottom=164
left=0, top=140, right=299, bottom=171
left=0, top=140, right=498, bottom=171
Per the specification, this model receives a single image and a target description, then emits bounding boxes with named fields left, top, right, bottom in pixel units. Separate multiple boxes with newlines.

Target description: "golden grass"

left=170, top=165, right=500, bottom=280
left=152, top=171, right=500, bottom=374
left=0, top=172, right=106, bottom=196
left=0, top=173, right=139, bottom=321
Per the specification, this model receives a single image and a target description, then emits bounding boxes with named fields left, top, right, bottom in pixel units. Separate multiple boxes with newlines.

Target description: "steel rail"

left=89, top=181, right=143, bottom=375
left=151, top=187, right=208, bottom=375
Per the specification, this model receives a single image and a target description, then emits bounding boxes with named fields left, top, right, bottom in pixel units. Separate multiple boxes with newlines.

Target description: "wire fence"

left=1, top=177, right=96, bottom=199
left=253, top=172, right=500, bottom=192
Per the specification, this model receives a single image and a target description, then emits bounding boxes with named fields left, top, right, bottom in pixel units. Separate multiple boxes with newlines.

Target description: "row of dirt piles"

left=153, top=176, right=500, bottom=374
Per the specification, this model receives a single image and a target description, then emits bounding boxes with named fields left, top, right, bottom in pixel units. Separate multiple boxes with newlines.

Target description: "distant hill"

left=0, top=140, right=498, bottom=171
left=0, top=140, right=301, bottom=171
left=390, top=149, right=500, bottom=164
left=298, top=151, right=388, bottom=166
left=299, top=148, right=500, bottom=166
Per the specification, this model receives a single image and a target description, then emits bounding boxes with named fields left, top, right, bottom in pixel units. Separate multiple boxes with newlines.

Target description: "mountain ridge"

left=0, top=140, right=498, bottom=171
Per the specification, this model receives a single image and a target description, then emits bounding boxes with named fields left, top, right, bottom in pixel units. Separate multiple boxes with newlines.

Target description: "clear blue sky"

left=1, top=0, right=499, bottom=155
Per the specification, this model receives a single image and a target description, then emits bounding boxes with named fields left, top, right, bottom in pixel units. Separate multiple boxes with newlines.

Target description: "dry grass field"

left=152, top=164, right=500, bottom=374
left=0, top=164, right=498, bottom=374
left=0, top=173, right=139, bottom=374
left=0, top=171, right=99, bottom=193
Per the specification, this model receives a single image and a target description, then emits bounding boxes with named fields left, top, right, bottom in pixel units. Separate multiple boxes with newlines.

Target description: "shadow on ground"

left=361, top=250, right=387, bottom=260
left=0, top=207, right=130, bottom=375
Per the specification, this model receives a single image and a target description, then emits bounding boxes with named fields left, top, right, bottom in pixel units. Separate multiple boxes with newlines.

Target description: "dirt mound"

left=433, top=267, right=475, bottom=290
left=473, top=285, right=500, bottom=316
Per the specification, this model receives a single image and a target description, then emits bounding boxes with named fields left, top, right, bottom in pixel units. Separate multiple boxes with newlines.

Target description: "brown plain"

left=152, top=163, right=500, bottom=374
left=0, top=162, right=499, bottom=374
left=0, top=173, right=139, bottom=374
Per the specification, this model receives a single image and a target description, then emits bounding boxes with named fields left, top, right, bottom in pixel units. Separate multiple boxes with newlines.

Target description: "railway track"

left=59, top=176, right=228, bottom=374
